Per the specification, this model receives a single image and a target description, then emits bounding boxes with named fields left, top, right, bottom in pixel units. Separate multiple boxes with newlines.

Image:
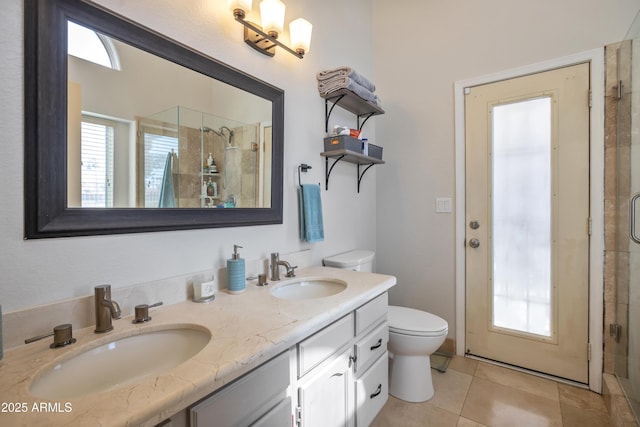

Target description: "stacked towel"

left=317, top=66, right=376, bottom=92
left=317, top=66, right=382, bottom=107
left=318, top=76, right=377, bottom=103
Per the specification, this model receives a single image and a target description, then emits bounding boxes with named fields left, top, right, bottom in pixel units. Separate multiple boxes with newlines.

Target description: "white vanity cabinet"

left=294, top=292, right=389, bottom=427
left=189, top=351, right=291, bottom=427
left=187, top=292, right=389, bottom=427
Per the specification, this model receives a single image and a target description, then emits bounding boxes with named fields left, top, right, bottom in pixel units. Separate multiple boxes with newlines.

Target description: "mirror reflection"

left=67, top=22, right=272, bottom=209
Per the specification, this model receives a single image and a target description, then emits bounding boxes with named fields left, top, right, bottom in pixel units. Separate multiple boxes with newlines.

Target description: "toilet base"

left=389, top=354, right=435, bottom=402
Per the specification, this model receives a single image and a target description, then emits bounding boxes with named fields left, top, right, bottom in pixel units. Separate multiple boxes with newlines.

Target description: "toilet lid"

left=388, top=305, right=448, bottom=336
left=323, top=250, right=375, bottom=268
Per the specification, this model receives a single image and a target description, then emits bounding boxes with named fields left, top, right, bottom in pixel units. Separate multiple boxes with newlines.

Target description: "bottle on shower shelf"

left=208, top=153, right=217, bottom=173
left=207, top=178, right=214, bottom=197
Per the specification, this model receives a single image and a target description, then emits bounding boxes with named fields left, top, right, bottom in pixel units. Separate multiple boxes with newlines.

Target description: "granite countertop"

left=0, top=266, right=396, bottom=426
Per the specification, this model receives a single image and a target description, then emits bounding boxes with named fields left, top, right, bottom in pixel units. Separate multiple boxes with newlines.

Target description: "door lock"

left=469, top=220, right=480, bottom=229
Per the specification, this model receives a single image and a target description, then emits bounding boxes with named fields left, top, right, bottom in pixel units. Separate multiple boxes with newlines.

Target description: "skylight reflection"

left=68, top=21, right=114, bottom=69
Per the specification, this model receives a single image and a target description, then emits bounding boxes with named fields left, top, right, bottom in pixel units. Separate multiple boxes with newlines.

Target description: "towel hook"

left=298, top=163, right=312, bottom=187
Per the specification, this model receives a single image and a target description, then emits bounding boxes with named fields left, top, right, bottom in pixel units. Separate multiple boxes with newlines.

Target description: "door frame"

left=454, top=48, right=605, bottom=393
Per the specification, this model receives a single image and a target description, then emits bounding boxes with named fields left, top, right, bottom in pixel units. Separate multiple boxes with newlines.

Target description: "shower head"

left=219, top=126, right=234, bottom=138
left=219, top=126, right=235, bottom=146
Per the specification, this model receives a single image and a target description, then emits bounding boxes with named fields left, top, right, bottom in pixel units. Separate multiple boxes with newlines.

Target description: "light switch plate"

left=436, top=197, right=452, bottom=213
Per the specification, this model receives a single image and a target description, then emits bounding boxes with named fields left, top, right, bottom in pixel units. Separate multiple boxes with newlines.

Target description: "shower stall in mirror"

left=614, top=10, right=640, bottom=422
left=66, top=18, right=274, bottom=212
left=112, top=106, right=270, bottom=209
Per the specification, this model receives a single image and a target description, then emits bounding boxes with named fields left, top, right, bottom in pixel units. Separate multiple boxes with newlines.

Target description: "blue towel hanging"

left=158, top=152, right=176, bottom=208
left=298, top=184, right=324, bottom=242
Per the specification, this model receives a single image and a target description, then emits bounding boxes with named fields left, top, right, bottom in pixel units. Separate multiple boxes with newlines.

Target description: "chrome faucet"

left=270, top=252, right=297, bottom=281
left=94, top=285, right=121, bottom=333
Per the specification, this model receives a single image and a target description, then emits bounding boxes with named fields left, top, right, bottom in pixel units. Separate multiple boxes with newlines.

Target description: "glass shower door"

left=615, top=19, right=640, bottom=421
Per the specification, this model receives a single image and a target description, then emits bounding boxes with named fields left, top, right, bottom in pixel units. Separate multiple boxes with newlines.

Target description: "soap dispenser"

left=227, top=244, right=246, bottom=294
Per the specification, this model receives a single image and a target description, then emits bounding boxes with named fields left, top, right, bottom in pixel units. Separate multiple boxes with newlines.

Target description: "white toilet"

left=323, top=250, right=449, bottom=403
left=387, top=305, right=448, bottom=402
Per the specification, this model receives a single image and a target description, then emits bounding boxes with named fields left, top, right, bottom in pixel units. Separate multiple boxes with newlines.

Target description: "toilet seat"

left=388, top=306, right=448, bottom=337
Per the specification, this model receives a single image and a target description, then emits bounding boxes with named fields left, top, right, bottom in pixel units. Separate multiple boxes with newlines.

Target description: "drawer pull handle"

left=370, top=384, right=382, bottom=399
left=370, top=339, right=383, bottom=351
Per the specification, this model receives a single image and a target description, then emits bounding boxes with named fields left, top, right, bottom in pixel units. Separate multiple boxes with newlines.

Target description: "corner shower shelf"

left=321, top=88, right=384, bottom=132
left=321, top=149, right=385, bottom=193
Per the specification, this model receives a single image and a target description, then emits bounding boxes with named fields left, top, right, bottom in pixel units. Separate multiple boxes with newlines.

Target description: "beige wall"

left=0, top=0, right=378, bottom=311
left=4, top=0, right=640, bottom=334
left=373, top=0, right=640, bottom=339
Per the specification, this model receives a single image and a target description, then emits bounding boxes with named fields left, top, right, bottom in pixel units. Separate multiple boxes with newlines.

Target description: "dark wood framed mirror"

left=24, top=0, right=284, bottom=238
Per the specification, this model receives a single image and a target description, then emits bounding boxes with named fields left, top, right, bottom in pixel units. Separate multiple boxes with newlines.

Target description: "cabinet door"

left=298, top=348, right=353, bottom=427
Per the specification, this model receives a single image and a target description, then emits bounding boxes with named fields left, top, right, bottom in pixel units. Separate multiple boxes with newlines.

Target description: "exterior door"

left=465, top=63, right=590, bottom=383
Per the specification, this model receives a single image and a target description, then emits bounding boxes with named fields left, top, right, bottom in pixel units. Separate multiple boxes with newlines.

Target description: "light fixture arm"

left=234, top=13, right=304, bottom=59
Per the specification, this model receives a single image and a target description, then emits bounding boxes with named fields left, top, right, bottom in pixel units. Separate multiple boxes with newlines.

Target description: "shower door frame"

left=453, top=48, right=606, bottom=392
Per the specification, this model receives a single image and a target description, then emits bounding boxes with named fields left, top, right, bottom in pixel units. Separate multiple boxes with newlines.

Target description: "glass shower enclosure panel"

left=138, top=106, right=260, bottom=209
left=616, top=10, right=640, bottom=422
left=138, top=107, right=180, bottom=208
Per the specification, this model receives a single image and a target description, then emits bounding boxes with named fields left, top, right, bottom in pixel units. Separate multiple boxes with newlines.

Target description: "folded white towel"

left=316, top=66, right=376, bottom=92
left=318, top=76, right=377, bottom=103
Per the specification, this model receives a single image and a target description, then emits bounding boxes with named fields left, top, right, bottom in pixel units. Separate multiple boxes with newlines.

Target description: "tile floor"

left=371, top=356, right=611, bottom=427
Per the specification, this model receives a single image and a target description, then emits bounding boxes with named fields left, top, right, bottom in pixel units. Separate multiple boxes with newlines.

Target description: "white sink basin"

left=29, top=326, right=211, bottom=399
left=271, top=278, right=347, bottom=300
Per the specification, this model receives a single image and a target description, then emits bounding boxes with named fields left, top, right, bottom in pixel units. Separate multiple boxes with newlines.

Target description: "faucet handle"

left=25, top=324, right=77, bottom=348
left=132, top=301, right=163, bottom=324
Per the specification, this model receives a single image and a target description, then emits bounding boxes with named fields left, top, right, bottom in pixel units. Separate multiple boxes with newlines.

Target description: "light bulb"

left=289, top=18, right=312, bottom=55
left=228, top=0, right=252, bottom=19
left=260, top=0, right=285, bottom=37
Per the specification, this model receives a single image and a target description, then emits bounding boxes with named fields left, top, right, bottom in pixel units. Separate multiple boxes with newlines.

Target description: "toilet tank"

left=323, top=250, right=375, bottom=272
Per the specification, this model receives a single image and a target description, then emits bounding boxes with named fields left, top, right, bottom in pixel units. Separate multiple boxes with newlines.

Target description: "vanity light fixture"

left=228, top=0, right=312, bottom=59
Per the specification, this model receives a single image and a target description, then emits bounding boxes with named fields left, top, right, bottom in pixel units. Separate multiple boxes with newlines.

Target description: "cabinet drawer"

left=190, top=351, right=290, bottom=427
left=355, top=351, right=389, bottom=427
left=355, top=322, right=388, bottom=375
left=251, top=397, right=291, bottom=427
left=298, top=313, right=354, bottom=377
left=355, top=292, right=388, bottom=336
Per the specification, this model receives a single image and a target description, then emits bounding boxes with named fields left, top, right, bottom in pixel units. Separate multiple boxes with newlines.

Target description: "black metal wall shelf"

left=321, top=149, right=385, bottom=193
left=321, top=88, right=384, bottom=132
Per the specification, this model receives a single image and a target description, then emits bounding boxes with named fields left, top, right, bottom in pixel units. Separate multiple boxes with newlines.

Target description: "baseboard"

left=438, top=338, right=455, bottom=354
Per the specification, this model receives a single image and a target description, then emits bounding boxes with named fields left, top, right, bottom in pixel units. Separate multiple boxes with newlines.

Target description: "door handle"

left=630, top=192, right=640, bottom=244
left=469, top=238, right=480, bottom=249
